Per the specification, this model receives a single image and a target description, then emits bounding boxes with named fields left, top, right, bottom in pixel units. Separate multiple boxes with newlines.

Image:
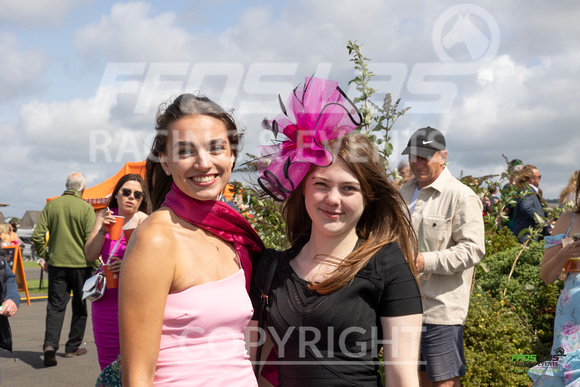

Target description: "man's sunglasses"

left=121, top=188, right=143, bottom=200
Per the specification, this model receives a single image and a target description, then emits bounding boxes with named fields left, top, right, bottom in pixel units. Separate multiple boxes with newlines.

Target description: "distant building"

left=20, top=210, right=42, bottom=229
left=0, top=211, right=5, bottom=223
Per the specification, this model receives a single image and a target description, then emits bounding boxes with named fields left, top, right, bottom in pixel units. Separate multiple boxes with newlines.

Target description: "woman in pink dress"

left=119, top=94, right=264, bottom=385
left=85, top=174, right=150, bottom=370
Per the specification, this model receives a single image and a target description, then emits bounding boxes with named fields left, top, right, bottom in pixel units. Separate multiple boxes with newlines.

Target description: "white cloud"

left=3, top=0, right=580, bottom=218
left=17, top=97, right=150, bottom=164
left=74, top=2, right=191, bottom=64
left=0, top=32, right=49, bottom=101
left=0, top=0, right=90, bottom=27
left=440, top=49, right=580, bottom=199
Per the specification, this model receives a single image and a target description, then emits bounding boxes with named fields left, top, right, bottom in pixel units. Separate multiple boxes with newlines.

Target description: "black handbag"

left=0, top=315, right=12, bottom=353
left=254, top=252, right=280, bottom=378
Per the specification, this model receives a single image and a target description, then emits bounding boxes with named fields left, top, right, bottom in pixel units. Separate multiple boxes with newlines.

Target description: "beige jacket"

left=399, top=167, right=485, bottom=325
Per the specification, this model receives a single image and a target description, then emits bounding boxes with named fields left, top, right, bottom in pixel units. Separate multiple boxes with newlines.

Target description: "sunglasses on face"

left=120, top=188, right=143, bottom=200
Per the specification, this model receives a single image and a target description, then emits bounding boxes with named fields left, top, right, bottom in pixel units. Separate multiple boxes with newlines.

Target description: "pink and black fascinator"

left=257, top=77, right=362, bottom=201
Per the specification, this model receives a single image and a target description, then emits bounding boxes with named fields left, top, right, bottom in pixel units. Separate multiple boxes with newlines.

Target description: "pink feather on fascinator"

left=257, top=77, right=362, bottom=201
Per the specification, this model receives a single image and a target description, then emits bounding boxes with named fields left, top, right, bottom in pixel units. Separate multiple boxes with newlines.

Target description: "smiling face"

left=303, top=160, right=365, bottom=240
left=160, top=114, right=235, bottom=201
left=115, top=180, right=144, bottom=217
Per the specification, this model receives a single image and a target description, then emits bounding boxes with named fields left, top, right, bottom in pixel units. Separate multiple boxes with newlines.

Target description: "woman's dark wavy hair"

left=282, top=132, right=419, bottom=294
left=145, top=93, right=242, bottom=211
left=107, top=174, right=151, bottom=214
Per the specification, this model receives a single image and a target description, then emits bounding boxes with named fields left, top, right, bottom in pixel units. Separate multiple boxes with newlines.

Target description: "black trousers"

left=43, top=265, right=93, bottom=353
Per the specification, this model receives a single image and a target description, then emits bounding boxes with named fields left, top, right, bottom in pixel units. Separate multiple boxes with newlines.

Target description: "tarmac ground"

left=0, top=265, right=101, bottom=386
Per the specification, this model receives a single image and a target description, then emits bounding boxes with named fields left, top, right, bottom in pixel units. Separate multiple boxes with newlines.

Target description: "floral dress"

left=528, top=213, right=580, bottom=386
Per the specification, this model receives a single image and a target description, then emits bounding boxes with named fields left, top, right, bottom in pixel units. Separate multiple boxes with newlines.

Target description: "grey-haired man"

left=32, top=172, right=96, bottom=367
left=399, top=127, right=485, bottom=387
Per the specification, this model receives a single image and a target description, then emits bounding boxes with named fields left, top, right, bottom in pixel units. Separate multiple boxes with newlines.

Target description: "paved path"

left=0, top=266, right=102, bottom=386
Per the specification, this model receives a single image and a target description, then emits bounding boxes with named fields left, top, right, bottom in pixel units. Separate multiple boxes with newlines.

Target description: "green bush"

left=234, top=183, right=288, bottom=251
left=485, top=226, right=519, bottom=256
left=463, top=291, right=533, bottom=386
left=476, top=242, right=563, bottom=354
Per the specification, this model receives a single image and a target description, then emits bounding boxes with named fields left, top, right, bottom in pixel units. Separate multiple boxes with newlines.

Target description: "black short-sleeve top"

left=250, top=242, right=423, bottom=386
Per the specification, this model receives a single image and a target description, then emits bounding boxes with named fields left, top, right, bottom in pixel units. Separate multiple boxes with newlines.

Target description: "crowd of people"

left=1, top=76, right=577, bottom=386
left=0, top=221, right=20, bottom=247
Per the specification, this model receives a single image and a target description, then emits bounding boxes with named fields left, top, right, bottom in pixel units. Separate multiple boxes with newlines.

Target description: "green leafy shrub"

left=485, top=226, right=519, bottom=256
left=231, top=183, right=288, bottom=251
left=476, top=242, right=563, bottom=355
left=463, top=291, right=534, bottom=386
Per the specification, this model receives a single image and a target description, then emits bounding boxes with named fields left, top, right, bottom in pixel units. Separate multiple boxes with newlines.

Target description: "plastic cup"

left=123, top=228, right=135, bottom=243
left=108, top=216, right=125, bottom=240
left=564, top=258, right=580, bottom=272
left=103, top=264, right=119, bottom=289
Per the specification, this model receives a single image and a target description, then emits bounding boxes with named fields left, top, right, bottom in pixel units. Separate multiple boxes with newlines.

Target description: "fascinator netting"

left=257, top=77, right=362, bottom=201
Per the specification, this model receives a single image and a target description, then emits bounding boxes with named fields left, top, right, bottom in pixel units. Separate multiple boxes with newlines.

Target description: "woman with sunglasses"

left=85, top=173, right=150, bottom=370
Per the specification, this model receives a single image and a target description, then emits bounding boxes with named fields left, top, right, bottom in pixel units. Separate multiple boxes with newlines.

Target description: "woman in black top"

left=251, top=77, right=423, bottom=387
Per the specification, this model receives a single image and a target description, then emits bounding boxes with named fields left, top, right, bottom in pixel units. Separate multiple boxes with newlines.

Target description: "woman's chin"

left=120, top=205, right=137, bottom=216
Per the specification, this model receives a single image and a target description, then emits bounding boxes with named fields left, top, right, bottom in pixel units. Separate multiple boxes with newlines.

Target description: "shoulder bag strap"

left=566, top=212, right=576, bottom=237
left=254, top=252, right=281, bottom=377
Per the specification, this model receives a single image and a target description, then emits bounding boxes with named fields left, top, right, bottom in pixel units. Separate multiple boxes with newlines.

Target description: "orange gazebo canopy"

left=47, top=161, right=146, bottom=210
left=47, top=161, right=236, bottom=210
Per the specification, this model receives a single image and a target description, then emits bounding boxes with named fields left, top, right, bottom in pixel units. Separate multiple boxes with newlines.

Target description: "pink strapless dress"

left=153, top=269, right=258, bottom=386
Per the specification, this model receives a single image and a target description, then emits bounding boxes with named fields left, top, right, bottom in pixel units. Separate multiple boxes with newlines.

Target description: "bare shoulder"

left=552, top=211, right=576, bottom=234
left=557, top=211, right=574, bottom=223
left=134, top=210, right=149, bottom=223
left=126, top=209, right=178, bottom=262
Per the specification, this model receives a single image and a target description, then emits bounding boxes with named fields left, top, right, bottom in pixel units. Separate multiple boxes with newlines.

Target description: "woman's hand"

left=108, top=256, right=123, bottom=273
left=558, top=238, right=580, bottom=261
left=540, top=212, right=580, bottom=283
left=85, top=208, right=115, bottom=262
left=99, top=209, right=116, bottom=233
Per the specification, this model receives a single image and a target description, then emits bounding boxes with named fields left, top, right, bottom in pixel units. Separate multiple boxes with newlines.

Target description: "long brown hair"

left=559, top=170, right=580, bottom=206
left=282, top=132, right=419, bottom=294
left=574, top=172, right=580, bottom=213
left=145, top=93, right=242, bottom=211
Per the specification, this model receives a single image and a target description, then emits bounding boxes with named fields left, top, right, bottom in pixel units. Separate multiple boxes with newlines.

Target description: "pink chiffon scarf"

left=161, top=183, right=264, bottom=291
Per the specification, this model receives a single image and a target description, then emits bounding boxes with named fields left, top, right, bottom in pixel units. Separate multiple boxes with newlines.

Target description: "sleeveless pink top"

left=153, top=269, right=257, bottom=386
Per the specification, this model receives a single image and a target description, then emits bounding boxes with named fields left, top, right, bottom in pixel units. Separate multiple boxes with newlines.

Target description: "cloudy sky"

left=1, top=0, right=579, bottom=219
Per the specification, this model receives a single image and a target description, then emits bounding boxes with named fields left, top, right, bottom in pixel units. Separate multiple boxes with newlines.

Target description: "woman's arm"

left=540, top=212, right=580, bottom=283
left=84, top=209, right=115, bottom=261
left=247, top=319, right=276, bottom=387
left=119, top=217, right=175, bottom=386
left=247, top=320, right=260, bottom=364
left=381, top=314, right=423, bottom=387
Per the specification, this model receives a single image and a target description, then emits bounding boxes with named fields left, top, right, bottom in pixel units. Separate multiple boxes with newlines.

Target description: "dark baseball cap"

left=401, top=126, right=446, bottom=159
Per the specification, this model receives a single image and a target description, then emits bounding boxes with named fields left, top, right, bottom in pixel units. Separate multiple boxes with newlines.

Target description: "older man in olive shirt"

left=32, top=172, right=96, bottom=367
